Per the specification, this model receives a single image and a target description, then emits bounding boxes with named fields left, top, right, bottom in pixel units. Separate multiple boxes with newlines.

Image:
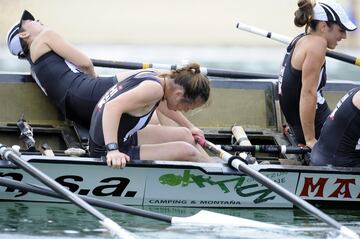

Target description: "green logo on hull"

left=159, top=170, right=284, bottom=204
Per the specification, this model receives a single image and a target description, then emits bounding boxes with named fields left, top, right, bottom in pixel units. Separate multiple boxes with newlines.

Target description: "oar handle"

left=231, top=126, right=257, bottom=164
left=236, top=22, right=360, bottom=67
left=232, top=126, right=251, bottom=146
left=223, top=144, right=311, bottom=154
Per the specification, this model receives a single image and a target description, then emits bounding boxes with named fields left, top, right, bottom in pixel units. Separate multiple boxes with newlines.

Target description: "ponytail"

left=160, top=63, right=210, bottom=103
left=294, top=0, right=315, bottom=32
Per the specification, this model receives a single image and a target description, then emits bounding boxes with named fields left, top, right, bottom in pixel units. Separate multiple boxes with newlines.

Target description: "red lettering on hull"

left=300, top=177, right=328, bottom=197
left=328, top=178, right=355, bottom=198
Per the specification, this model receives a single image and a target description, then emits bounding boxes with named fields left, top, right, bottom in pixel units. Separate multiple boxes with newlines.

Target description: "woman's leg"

left=139, top=142, right=212, bottom=162
left=155, top=110, right=179, bottom=126
left=137, top=125, right=212, bottom=162
left=138, top=125, right=193, bottom=144
left=148, top=110, right=180, bottom=126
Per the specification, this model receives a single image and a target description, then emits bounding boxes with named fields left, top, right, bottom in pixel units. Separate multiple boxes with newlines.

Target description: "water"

left=0, top=45, right=360, bottom=238
left=0, top=202, right=359, bottom=239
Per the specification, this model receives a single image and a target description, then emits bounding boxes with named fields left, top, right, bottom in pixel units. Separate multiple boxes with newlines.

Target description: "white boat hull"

left=0, top=156, right=359, bottom=208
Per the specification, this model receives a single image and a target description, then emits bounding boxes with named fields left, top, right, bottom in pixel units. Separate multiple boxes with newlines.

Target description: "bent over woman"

left=89, top=63, right=213, bottom=168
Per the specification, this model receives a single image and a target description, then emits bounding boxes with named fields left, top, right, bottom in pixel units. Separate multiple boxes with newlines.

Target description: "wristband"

left=105, top=143, right=118, bottom=152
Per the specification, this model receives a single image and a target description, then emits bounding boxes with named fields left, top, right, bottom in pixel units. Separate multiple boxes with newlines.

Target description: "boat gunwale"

left=1, top=155, right=360, bottom=176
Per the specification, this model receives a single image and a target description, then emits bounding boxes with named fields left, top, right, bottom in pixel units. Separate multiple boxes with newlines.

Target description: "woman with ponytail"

left=89, top=63, right=213, bottom=168
left=278, top=0, right=356, bottom=149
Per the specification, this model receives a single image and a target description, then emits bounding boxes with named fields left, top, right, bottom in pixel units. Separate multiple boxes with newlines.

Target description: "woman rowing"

left=6, top=10, right=161, bottom=129
left=278, top=0, right=356, bottom=149
left=89, top=63, right=213, bottom=168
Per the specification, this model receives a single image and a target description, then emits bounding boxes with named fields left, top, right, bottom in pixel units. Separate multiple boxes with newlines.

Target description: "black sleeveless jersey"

left=89, top=71, right=161, bottom=148
left=278, top=34, right=331, bottom=144
left=311, top=87, right=360, bottom=167
left=28, top=51, right=116, bottom=128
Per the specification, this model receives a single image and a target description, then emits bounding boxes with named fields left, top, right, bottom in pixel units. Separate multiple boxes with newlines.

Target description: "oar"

left=91, top=59, right=277, bottom=79
left=231, top=126, right=257, bottom=164
left=236, top=22, right=360, bottom=67
left=194, top=136, right=359, bottom=239
left=0, top=145, right=136, bottom=239
left=0, top=177, right=281, bottom=229
left=222, top=144, right=310, bottom=154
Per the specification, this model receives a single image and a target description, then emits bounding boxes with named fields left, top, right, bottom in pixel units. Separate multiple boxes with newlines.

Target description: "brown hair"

left=161, top=63, right=210, bottom=103
left=294, top=0, right=315, bottom=32
left=294, top=0, right=336, bottom=32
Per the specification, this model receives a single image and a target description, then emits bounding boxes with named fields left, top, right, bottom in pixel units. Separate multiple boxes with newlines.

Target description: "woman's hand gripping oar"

left=194, top=136, right=359, bottom=239
left=0, top=144, right=137, bottom=239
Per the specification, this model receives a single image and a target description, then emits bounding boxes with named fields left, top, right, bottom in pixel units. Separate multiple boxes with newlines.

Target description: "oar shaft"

left=326, top=50, right=360, bottom=66
left=199, top=139, right=359, bottom=239
left=0, top=177, right=172, bottom=223
left=236, top=22, right=291, bottom=44
left=223, top=145, right=310, bottom=154
left=91, top=59, right=277, bottom=79
left=0, top=146, right=136, bottom=239
left=236, top=22, right=360, bottom=67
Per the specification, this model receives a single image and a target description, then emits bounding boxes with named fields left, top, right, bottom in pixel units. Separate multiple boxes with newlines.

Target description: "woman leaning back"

left=89, top=63, right=215, bottom=168
left=7, top=10, right=163, bottom=129
left=278, top=0, right=356, bottom=149
left=7, top=10, right=211, bottom=165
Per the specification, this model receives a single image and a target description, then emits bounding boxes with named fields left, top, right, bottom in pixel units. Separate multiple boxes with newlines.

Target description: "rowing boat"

left=0, top=72, right=359, bottom=209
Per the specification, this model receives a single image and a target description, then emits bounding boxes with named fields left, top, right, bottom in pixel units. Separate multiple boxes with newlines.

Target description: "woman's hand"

left=106, top=150, right=130, bottom=169
left=306, top=138, right=317, bottom=149
left=190, top=126, right=204, bottom=138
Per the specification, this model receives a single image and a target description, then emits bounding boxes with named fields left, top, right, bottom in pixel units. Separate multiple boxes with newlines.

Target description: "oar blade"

left=340, top=226, right=360, bottom=239
left=171, top=210, right=282, bottom=229
left=100, top=218, right=138, bottom=239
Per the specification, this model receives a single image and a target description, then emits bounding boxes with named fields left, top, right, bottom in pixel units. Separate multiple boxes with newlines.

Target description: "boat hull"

left=1, top=156, right=359, bottom=208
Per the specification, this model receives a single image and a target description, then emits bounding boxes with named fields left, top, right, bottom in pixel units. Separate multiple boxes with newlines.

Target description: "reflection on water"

left=0, top=202, right=359, bottom=239
left=1, top=45, right=360, bottom=81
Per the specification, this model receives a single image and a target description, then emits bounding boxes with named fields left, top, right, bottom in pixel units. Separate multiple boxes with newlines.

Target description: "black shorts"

left=311, top=142, right=360, bottom=167
left=89, top=133, right=140, bottom=160
left=286, top=102, right=331, bottom=145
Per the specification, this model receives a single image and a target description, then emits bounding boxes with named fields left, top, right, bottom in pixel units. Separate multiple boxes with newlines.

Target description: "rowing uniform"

left=89, top=71, right=161, bottom=159
left=311, top=87, right=360, bottom=167
left=278, top=34, right=331, bottom=145
left=28, top=51, right=117, bottom=128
